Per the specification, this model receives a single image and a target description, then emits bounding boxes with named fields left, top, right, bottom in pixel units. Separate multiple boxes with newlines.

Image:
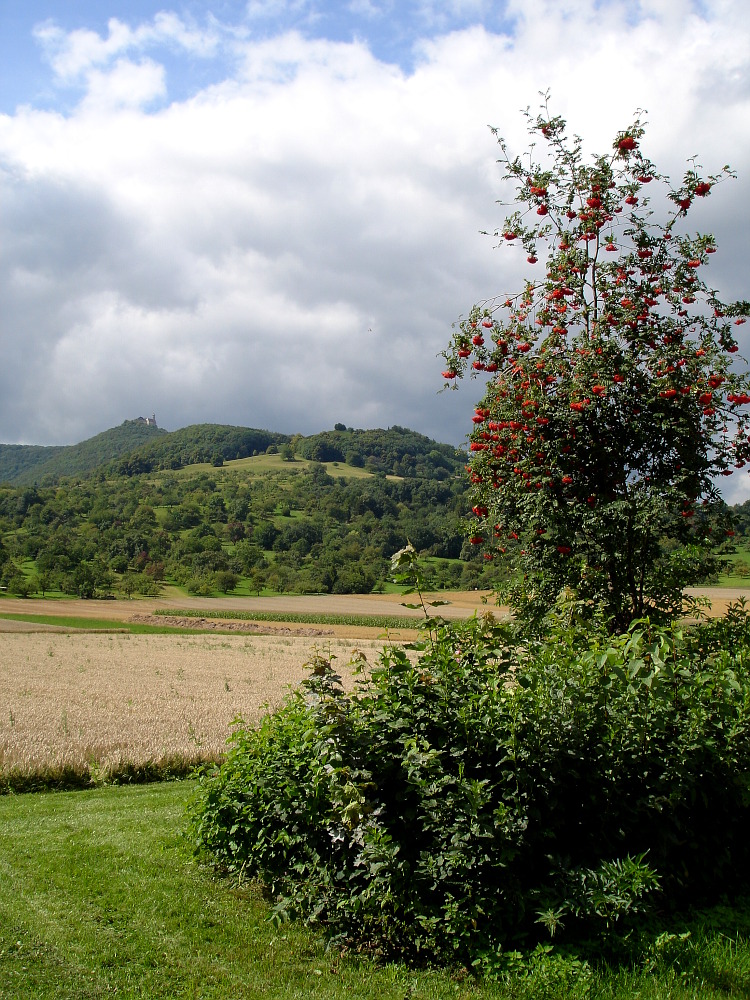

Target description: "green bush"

left=189, top=608, right=750, bottom=968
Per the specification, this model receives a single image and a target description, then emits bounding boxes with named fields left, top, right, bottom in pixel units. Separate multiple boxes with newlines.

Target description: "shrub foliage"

left=189, top=600, right=750, bottom=967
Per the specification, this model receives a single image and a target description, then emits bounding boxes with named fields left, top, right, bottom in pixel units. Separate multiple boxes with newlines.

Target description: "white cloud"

left=33, top=19, right=134, bottom=82
left=1, top=0, right=749, bottom=487
left=79, top=58, right=166, bottom=111
left=32, top=13, right=221, bottom=85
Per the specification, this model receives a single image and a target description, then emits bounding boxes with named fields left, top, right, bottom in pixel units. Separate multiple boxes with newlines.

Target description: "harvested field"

left=2, top=586, right=740, bottom=789
left=128, top=613, right=338, bottom=635
left=0, top=631, right=389, bottom=785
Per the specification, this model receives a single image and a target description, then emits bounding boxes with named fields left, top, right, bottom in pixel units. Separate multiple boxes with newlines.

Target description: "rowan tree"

left=443, top=98, right=750, bottom=630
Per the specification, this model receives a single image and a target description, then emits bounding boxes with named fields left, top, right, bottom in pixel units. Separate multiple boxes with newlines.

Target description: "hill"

left=110, top=424, right=463, bottom=482
left=0, top=422, right=486, bottom=598
left=0, top=443, right=66, bottom=485
left=106, top=424, right=291, bottom=477
left=0, top=420, right=167, bottom=486
left=294, top=425, right=459, bottom=479
left=0, top=422, right=466, bottom=485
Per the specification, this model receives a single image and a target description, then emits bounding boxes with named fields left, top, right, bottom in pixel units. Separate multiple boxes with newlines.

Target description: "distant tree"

left=72, top=564, right=96, bottom=599
left=206, top=495, right=227, bottom=522
left=225, top=520, right=246, bottom=543
left=216, top=570, right=240, bottom=594
left=253, top=521, right=279, bottom=550
left=9, top=571, right=31, bottom=598
left=187, top=573, right=216, bottom=596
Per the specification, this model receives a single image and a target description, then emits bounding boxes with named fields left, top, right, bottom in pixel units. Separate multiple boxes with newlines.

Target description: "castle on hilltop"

left=135, top=414, right=157, bottom=427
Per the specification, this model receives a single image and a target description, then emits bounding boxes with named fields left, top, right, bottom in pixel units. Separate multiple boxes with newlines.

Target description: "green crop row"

left=152, top=608, right=420, bottom=629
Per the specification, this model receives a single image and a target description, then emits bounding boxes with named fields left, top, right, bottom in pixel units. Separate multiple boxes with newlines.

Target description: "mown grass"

left=715, top=542, right=750, bottom=587
left=161, top=454, right=384, bottom=480
left=0, top=612, right=215, bottom=634
left=0, top=782, right=748, bottom=999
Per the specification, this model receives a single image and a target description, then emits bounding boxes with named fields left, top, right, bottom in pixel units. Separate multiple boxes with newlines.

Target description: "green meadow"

left=1, top=782, right=748, bottom=999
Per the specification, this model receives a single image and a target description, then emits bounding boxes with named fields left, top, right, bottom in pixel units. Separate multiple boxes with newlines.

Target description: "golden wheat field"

left=0, top=631, right=389, bottom=780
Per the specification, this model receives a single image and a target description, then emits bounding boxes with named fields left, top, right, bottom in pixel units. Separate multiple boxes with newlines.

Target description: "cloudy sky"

left=1, top=1, right=749, bottom=493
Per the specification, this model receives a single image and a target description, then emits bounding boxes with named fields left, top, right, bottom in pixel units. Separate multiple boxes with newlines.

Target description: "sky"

left=1, top=1, right=749, bottom=497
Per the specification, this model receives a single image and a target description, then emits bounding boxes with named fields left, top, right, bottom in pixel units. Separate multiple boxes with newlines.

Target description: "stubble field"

left=3, top=586, right=744, bottom=787
left=1, top=591, right=496, bottom=785
left=0, top=630, right=389, bottom=783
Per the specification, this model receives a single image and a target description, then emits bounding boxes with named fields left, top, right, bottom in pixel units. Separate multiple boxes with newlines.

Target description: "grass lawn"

left=0, top=782, right=748, bottom=999
left=0, top=782, right=516, bottom=1000
left=0, top=612, right=212, bottom=634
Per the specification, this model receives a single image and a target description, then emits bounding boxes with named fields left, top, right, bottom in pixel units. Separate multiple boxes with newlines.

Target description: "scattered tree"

left=216, top=570, right=240, bottom=594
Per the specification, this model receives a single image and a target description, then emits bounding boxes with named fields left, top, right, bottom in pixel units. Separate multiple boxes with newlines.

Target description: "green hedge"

left=189, top=609, right=750, bottom=969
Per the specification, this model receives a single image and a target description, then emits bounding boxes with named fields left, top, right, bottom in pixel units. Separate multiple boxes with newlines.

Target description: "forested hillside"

left=105, top=424, right=290, bottom=476
left=2, top=420, right=740, bottom=601
left=0, top=444, right=66, bottom=486
left=0, top=424, right=498, bottom=598
left=0, top=420, right=166, bottom=486
left=1, top=421, right=460, bottom=485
